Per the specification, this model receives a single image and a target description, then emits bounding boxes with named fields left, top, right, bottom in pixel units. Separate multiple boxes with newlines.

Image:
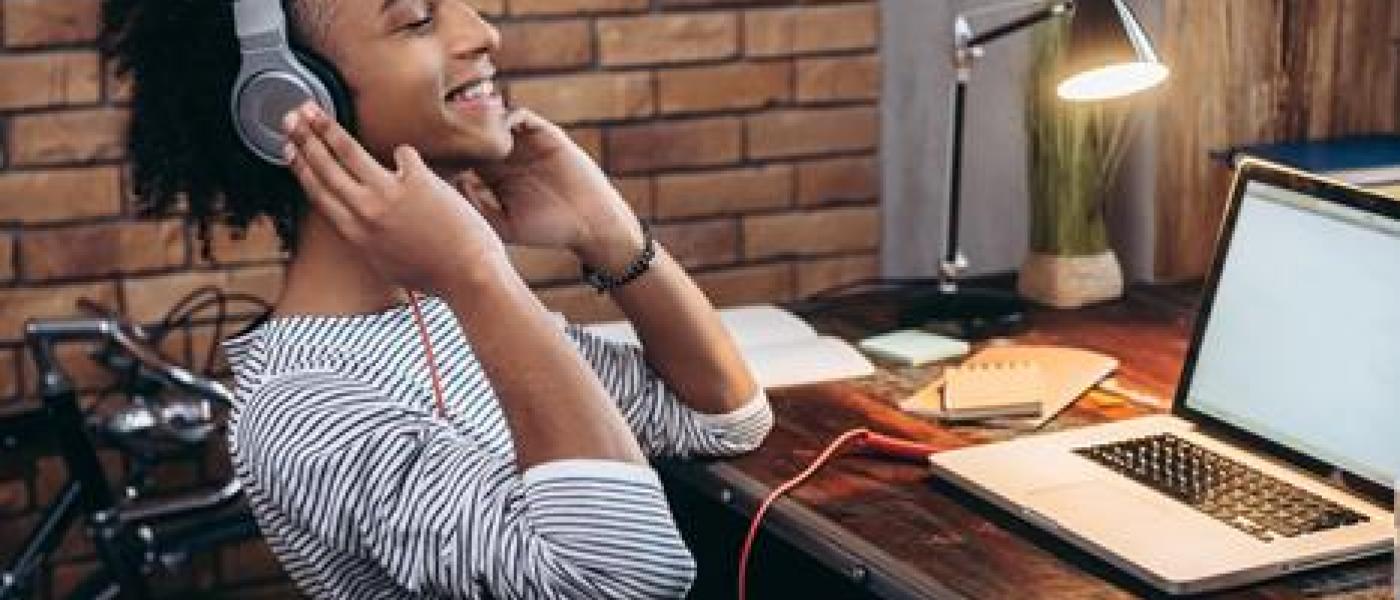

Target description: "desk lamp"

left=915, top=0, right=1167, bottom=336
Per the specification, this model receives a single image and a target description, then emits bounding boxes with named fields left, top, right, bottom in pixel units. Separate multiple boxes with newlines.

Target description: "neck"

left=275, top=211, right=410, bottom=318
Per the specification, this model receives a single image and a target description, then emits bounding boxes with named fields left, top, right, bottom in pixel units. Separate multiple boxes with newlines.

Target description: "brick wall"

left=0, top=0, right=881, bottom=595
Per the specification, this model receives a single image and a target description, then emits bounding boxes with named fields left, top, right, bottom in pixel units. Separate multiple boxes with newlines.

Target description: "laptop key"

left=1074, top=434, right=1369, bottom=543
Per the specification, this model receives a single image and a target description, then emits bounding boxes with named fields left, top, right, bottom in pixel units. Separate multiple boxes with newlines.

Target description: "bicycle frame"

left=1, top=318, right=254, bottom=600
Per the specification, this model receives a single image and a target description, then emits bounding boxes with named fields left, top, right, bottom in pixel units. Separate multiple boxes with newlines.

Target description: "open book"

left=582, top=305, right=875, bottom=389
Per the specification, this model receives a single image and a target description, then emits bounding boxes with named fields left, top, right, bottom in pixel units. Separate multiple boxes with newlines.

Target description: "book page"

left=581, top=307, right=873, bottom=389
left=740, top=336, right=875, bottom=389
left=583, top=305, right=818, bottom=349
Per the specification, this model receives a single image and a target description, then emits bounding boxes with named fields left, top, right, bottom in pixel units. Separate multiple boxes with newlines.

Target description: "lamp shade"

left=1056, top=0, right=1168, bottom=101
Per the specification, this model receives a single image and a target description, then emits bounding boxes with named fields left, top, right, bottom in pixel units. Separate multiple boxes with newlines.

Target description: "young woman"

left=99, top=0, right=772, bottom=597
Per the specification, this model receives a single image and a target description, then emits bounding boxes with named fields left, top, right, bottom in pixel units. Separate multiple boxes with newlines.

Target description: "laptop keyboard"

left=1074, top=433, right=1368, bottom=542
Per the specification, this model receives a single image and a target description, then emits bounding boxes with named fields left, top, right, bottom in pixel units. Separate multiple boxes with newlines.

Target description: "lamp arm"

left=941, top=0, right=1073, bottom=286
left=961, top=1, right=1074, bottom=50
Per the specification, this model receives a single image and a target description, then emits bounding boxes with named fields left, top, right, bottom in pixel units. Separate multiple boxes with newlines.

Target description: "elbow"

left=708, top=389, right=774, bottom=457
left=541, top=531, right=698, bottom=599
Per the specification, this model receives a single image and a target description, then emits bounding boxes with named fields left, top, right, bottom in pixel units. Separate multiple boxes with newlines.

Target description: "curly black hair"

left=99, top=0, right=332, bottom=257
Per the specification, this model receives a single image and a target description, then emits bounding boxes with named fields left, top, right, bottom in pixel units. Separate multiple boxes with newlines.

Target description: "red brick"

left=536, top=284, right=623, bottom=323
left=606, top=117, right=743, bottom=173
left=0, top=514, right=40, bottom=559
left=0, top=479, right=27, bottom=515
left=122, top=267, right=284, bottom=323
left=509, top=0, right=646, bottom=16
left=19, top=219, right=187, bottom=280
left=509, top=71, right=653, bottom=124
left=796, top=156, right=878, bottom=206
left=744, top=4, right=879, bottom=57
left=796, top=54, right=881, bottom=102
left=154, top=323, right=243, bottom=378
left=51, top=561, right=100, bottom=599
left=0, top=51, right=101, bottom=110
left=8, top=108, right=129, bottom=166
left=742, top=206, right=880, bottom=259
left=0, top=167, right=123, bottom=222
left=657, top=61, right=792, bottom=114
left=654, top=165, right=792, bottom=218
left=796, top=253, right=879, bottom=297
left=0, top=282, right=118, bottom=342
left=694, top=263, right=793, bottom=307
left=105, top=58, right=132, bottom=102
left=200, top=218, right=289, bottom=266
left=746, top=106, right=877, bottom=159
left=225, top=265, right=286, bottom=307
left=613, top=176, right=653, bottom=218
left=0, top=235, right=12, bottom=283
left=565, top=126, right=603, bottom=162
left=3, top=0, right=100, bottom=48
left=0, top=347, right=16, bottom=399
left=653, top=219, right=738, bottom=269
left=18, top=340, right=119, bottom=398
left=472, top=0, right=505, bottom=18
left=598, top=13, right=737, bottom=66
left=497, top=20, right=593, bottom=73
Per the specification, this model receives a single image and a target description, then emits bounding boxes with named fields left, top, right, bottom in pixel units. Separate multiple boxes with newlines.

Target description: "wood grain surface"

left=661, top=286, right=1394, bottom=599
left=1153, top=0, right=1400, bottom=281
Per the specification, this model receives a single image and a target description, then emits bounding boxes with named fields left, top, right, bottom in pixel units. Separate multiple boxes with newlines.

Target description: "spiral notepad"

left=940, top=361, right=1044, bottom=421
left=899, top=346, right=1118, bottom=426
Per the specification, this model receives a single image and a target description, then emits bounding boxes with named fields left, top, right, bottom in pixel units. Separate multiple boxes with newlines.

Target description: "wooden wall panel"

left=1154, top=0, right=1399, bottom=281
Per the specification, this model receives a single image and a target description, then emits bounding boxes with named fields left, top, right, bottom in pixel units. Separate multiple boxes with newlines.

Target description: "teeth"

left=449, top=79, right=494, bottom=102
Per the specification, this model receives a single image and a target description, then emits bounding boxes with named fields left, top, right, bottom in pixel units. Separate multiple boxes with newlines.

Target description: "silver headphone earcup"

left=231, top=64, right=338, bottom=166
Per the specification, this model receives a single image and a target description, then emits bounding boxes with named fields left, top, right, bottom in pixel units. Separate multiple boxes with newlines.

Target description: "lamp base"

left=899, top=284, right=1027, bottom=340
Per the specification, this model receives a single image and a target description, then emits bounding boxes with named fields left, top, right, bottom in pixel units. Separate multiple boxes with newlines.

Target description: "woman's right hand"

left=282, top=102, right=508, bottom=295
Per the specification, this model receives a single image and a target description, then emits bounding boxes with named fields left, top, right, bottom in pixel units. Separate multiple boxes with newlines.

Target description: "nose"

left=444, top=2, right=501, bottom=60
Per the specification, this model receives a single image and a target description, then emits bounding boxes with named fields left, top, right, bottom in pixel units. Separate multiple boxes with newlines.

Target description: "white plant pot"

left=1017, top=250, right=1124, bottom=309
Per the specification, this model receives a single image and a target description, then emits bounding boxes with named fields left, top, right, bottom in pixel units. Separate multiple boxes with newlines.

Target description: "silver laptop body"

left=930, top=160, right=1398, bottom=595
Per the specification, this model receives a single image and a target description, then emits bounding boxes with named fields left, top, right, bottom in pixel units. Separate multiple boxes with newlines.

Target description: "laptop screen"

left=1182, top=178, right=1400, bottom=487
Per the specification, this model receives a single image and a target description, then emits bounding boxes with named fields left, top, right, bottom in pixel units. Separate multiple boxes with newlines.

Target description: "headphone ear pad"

left=292, top=48, right=357, bottom=135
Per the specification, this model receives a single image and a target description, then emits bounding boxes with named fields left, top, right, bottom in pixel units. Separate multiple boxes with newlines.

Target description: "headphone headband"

left=233, top=0, right=289, bottom=52
left=230, top=0, right=341, bottom=165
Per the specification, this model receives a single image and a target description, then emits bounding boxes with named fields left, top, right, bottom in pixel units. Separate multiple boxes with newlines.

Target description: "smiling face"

left=306, top=0, right=511, bottom=171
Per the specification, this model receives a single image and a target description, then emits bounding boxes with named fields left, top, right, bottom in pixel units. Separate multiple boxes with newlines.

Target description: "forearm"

left=580, top=238, right=759, bottom=415
left=441, top=262, right=645, bottom=469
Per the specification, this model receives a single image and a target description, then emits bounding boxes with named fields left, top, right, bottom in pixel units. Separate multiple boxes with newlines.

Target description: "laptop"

left=929, top=159, right=1398, bottom=595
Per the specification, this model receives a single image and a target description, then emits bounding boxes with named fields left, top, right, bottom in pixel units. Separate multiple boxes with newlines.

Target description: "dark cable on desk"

left=738, top=429, right=940, bottom=600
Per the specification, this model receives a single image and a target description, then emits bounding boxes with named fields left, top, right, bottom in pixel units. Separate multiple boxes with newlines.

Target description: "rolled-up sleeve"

left=235, top=370, right=696, bottom=599
left=563, top=324, right=774, bottom=459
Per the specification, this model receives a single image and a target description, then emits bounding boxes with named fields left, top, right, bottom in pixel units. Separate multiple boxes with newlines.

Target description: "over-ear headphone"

left=230, top=0, right=355, bottom=165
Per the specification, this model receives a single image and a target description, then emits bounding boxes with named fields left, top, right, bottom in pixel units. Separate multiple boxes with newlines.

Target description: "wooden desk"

left=660, top=285, right=1394, bottom=599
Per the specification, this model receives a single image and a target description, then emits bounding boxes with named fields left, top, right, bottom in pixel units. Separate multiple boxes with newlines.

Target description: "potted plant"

left=1019, top=21, right=1135, bottom=309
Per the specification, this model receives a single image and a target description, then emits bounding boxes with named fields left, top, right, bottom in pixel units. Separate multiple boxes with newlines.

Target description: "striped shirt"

left=222, top=295, right=773, bottom=599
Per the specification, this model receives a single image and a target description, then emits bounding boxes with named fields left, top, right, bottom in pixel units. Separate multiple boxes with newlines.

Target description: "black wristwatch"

left=581, top=220, right=657, bottom=293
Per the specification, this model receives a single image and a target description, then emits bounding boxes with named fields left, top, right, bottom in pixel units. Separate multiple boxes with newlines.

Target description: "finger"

left=304, top=104, right=392, bottom=189
left=288, top=105, right=368, bottom=212
left=504, top=107, right=532, bottom=132
left=393, top=144, right=429, bottom=181
left=285, top=141, right=360, bottom=239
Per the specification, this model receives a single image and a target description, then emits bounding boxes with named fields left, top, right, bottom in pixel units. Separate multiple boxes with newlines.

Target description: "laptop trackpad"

left=1027, top=480, right=1192, bottom=552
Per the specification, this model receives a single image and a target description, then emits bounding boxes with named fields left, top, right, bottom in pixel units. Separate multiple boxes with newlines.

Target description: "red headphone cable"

left=408, top=289, right=939, bottom=599
left=407, top=290, right=449, bottom=420
left=737, top=429, right=939, bottom=600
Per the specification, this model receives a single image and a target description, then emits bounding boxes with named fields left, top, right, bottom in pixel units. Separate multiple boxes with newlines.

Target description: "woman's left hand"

left=463, top=109, right=643, bottom=268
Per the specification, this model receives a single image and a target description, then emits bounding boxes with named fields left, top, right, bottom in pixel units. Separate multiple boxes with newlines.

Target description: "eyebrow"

left=380, top=0, right=406, bottom=14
